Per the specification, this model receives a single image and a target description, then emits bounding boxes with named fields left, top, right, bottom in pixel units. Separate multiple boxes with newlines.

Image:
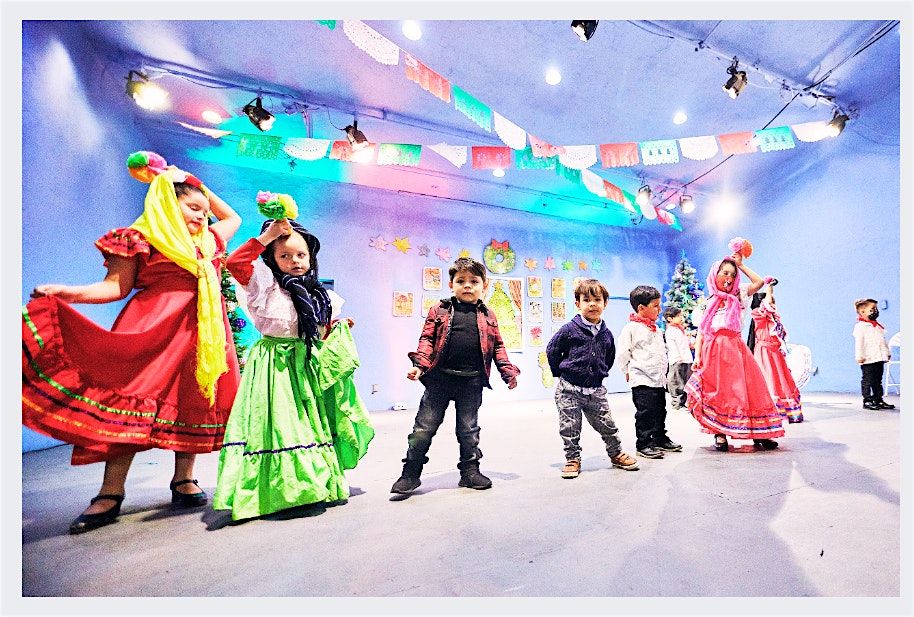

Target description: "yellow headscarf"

left=130, top=174, right=227, bottom=406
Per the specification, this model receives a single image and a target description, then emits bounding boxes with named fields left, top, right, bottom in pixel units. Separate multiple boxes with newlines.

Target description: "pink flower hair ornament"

left=126, top=151, right=203, bottom=188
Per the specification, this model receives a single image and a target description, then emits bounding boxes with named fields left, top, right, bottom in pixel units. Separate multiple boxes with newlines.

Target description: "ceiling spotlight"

left=492, top=168, right=505, bottom=178
left=125, top=70, right=170, bottom=111
left=673, top=111, right=688, bottom=125
left=722, top=57, right=748, bottom=99
left=826, top=109, right=850, bottom=137
left=343, top=120, right=369, bottom=151
left=201, top=109, right=223, bottom=124
left=571, top=20, right=599, bottom=42
left=402, top=20, right=422, bottom=41
left=680, top=194, right=695, bottom=214
left=243, top=96, right=275, bottom=131
left=636, top=184, right=652, bottom=208
left=545, top=68, right=562, bottom=86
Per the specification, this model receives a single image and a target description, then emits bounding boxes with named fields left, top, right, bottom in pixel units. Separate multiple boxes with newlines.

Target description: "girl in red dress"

left=748, top=281, right=803, bottom=423
left=22, top=156, right=242, bottom=533
left=685, top=249, right=784, bottom=452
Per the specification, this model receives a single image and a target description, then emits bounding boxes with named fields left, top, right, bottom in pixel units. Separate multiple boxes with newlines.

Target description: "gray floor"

left=22, top=392, right=900, bottom=598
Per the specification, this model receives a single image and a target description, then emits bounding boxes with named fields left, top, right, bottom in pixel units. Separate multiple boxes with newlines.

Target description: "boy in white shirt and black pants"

left=663, top=306, right=693, bottom=411
left=617, top=286, right=682, bottom=459
left=853, top=298, right=895, bottom=410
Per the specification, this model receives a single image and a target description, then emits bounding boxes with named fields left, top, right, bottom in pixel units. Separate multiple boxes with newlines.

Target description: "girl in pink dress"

left=748, top=281, right=803, bottom=422
left=685, top=251, right=784, bottom=452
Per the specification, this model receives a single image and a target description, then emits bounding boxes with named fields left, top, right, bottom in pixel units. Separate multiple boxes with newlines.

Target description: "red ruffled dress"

left=22, top=227, right=241, bottom=465
left=686, top=291, right=785, bottom=440
left=751, top=305, right=802, bottom=423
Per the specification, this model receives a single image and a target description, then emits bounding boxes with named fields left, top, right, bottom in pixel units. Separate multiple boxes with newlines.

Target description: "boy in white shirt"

left=616, top=286, right=681, bottom=459
left=853, top=298, right=894, bottom=410
left=663, top=306, right=693, bottom=411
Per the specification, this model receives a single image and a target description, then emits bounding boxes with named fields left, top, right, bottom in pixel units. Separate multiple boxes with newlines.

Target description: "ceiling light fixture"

left=492, top=168, right=505, bottom=178
left=201, top=109, right=223, bottom=124
left=826, top=109, right=850, bottom=137
left=673, top=111, right=688, bottom=125
left=722, top=57, right=748, bottom=99
left=679, top=194, right=695, bottom=214
left=545, top=68, right=562, bottom=86
left=636, top=184, right=652, bottom=208
left=343, top=120, right=369, bottom=150
left=402, top=20, right=422, bottom=41
left=125, top=70, right=170, bottom=111
left=242, top=96, right=275, bottom=131
left=571, top=20, right=599, bottom=42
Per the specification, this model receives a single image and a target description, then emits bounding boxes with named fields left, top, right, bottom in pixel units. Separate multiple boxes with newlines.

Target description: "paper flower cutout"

left=392, top=237, right=412, bottom=254
left=562, top=260, right=574, bottom=271
left=458, top=248, right=471, bottom=258
left=590, top=259, right=602, bottom=272
left=418, top=244, right=430, bottom=257
left=524, top=258, right=538, bottom=271
left=369, top=235, right=388, bottom=251
left=544, top=257, right=556, bottom=270
left=578, top=261, right=588, bottom=271
left=435, top=247, right=451, bottom=261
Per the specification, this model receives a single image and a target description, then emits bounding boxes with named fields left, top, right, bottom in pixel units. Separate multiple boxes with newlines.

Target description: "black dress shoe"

left=876, top=400, right=895, bottom=409
left=69, top=494, right=125, bottom=535
left=637, top=446, right=665, bottom=459
left=170, top=479, right=207, bottom=508
left=714, top=434, right=729, bottom=452
left=655, top=439, right=683, bottom=452
left=863, top=401, right=881, bottom=410
left=753, top=439, right=779, bottom=450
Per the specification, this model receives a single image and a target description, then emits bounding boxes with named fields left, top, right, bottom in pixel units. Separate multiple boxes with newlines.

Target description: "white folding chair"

left=884, top=332, right=901, bottom=395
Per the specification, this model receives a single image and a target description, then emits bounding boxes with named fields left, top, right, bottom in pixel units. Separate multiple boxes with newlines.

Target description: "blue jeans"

left=404, top=372, right=484, bottom=470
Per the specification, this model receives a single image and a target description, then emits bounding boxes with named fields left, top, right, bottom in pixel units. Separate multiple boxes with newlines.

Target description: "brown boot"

left=561, top=459, right=581, bottom=478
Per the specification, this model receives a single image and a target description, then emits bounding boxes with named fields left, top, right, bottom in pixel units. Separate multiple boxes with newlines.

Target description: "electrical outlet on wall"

left=371, top=384, right=379, bottom=394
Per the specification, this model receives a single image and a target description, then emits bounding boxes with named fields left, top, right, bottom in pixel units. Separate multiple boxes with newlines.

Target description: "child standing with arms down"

left=748, top=280, right=803, bottom=422
left=617, top=286, right=682, bottom=459
left=391, top=257, right=520, bottom=495
left=853, top=298, right=895, bottom=410
left=664, top=306, right=693, bottom=412
left=687, top=242, right=783, bottom=452
left=546, top=279, right=639, bottom=479
left=214, top=196, right=374, bottom=520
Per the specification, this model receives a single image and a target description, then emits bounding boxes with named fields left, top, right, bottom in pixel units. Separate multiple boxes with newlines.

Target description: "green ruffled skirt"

left=213, top=322, right=374, bottom=520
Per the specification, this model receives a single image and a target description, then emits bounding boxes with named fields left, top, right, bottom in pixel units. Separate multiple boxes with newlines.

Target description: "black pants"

left=861, top=362, right=885, bottom=401
left=404, top=372, right=484, bottom=470
left=632, top=385, right=668, bottom=450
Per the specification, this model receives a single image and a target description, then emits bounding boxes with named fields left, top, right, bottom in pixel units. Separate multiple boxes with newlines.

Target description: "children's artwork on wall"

left=551, top=278, right=565, bottom=299
left=422, top=266, right=442, bottom=290
left=538, top=351, right=555, bottom=388
left=527, top=276, right=542, bottom=298
left=484, top=277, right=524, bottom=351
left=551, top=301, right=566, bottom=322
left=421, top=294, right=439, bottom=316
left=572, top=277, right=586, bottom=291
left=393, top=291, right=414, bottom=317
left=529, top=325, right=544, bottom=347
left=528, top=300, right=543, bottom=323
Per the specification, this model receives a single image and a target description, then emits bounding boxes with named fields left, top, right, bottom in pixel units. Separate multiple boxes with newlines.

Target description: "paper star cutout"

left=418, top=244, right=430, bottom=256
left=544, top=257, right=556, bottom=270
left=458, top=248, right=471, bottom=258
left=369, top=235, right=388, bottom=251
left=435, top=247, right=451, bottom=261
left=590, top=259, right=602, bottom=272
left=578, top=260, right=588, bottom=271
left=524, top=258, right=538, bottom=271
left=392, top=237, right=412, bottom=254
left=562, top=260, right=574, bottom=271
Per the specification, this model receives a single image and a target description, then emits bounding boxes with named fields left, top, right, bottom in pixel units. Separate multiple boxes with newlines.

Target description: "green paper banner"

left=376, top=143, right=422, bottom=166
left=755, top=126, right=796, bottom=152
left=554, top=161, right=581, bottom=185
left=236, top=134, right=283, bottom=160
left=317, top=20, right=337, bottom=30
left=515, top=147, right=556, bottom=170
left=453, top=85, right=492, bottom=132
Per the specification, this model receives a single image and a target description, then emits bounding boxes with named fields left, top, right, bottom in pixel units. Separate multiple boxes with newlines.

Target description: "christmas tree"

left=220, top=266, right=252, bottom=373
left=664, top=252, right=704, bottom=333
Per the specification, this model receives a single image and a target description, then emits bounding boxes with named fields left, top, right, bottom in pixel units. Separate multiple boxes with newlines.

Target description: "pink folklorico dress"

left=751, top=301, right=802, bottom=423
left=686, top=278, right=784, bottom=441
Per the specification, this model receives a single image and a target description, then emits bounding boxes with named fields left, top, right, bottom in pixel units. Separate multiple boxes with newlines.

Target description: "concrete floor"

left=22, top=392, right=901, bottom=599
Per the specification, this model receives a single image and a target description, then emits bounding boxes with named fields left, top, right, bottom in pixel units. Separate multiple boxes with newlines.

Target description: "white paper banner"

left=284, top=138, right=331, bottom=160
left=557, top=145, right=598, bottom=170
left=790, top=121, right=831, bottom=143
left=177, top=122, right=232, bottom=139
left=640, top=140, right=680, bottom=165
left=678, top=135, right=719, bottom=161
left=492, top=112, right=527, bottom=150
left=427, top=142, right=468, bottom=168
left=343, top=20, right=400, bottom=66
left=580, top=169, right=605, bottom=196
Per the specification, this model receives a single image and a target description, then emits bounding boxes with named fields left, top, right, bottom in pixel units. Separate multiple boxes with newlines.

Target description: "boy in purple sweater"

left=546, top=279, right=639, bottom=478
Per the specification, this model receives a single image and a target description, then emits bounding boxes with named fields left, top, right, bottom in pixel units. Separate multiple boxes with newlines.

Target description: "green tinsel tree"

left=220, top=266, right=250, bottom=373
left=664, top=252, right=704, bottom=333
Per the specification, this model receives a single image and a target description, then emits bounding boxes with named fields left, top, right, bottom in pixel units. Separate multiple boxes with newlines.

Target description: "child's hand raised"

left=258, top=219, right=293, bottom=244
left=407, top=367, right=423, bottom=381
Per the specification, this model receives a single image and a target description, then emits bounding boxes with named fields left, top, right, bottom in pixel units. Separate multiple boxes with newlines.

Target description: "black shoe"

left=863, top=401, right=881, bottom=410
left=68, top=494, right=125, bottom=535
left=637, top=446, right=665, bottom=459
left=458, top=467, right=492, bottom=490
left=655, top=439, right=682, bottom=452
left=170, top=479, right=207, bottom=508
left=714, top=434, right=729, bottom=452
left=876, top=400, right=895, bottom=409
left=391, top=459, right=424, bottom=494
left=753, top=439, right=779, bottom=450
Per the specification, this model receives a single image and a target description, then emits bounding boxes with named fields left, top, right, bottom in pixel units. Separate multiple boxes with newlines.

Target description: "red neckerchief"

left=629, top=313, right=657, bottom=332
left=857, top=316, right=884, bottom=329
left=667, top=322, right=685, bottom=333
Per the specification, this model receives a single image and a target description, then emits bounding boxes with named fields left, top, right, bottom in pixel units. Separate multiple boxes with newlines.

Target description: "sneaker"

left=390, top=476, right=421, bottom=494
left=876, top=400, right=895, bottom=410
left=561, top=459, right=581, bottom=479
left=863, top=401, right=881, bottom=410
left=655, top=439, right=683, bottom=452
left=637, top=446, right=664, bottom=459
left=609, top=452, right=639, bottom=471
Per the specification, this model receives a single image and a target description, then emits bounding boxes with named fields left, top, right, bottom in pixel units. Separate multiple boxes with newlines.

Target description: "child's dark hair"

left=854, top=298, right=877, bottom=311
left=629, top=285, right=660, bottom=311
left=173, top=181, right=206, bottom=200
left=574, top=278, right=608, bottom=302
left=449, top=257, right=486, bottom=281
left=662, top=306, right=682, bottom=321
